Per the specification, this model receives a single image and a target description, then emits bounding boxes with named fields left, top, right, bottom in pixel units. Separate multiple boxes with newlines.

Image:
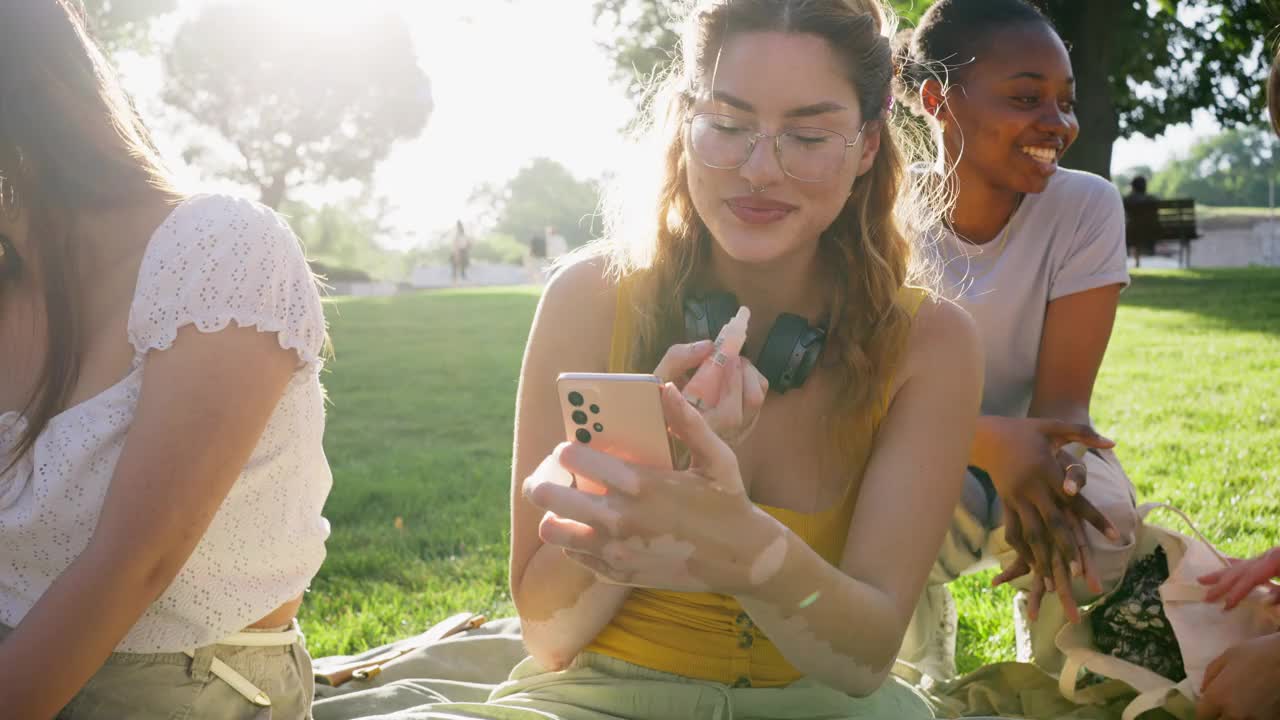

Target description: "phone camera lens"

left=590, top=404, right=601, bottom=414
left=568, top=392, right=585, bottom=407
left=575, top=428, right=591, bottom=443
left=593, top=423, right=604, bottom=433
left=572, top=410, right=589, bottom=425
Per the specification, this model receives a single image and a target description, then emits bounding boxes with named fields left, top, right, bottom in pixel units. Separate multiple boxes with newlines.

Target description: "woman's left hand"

left=1198, top=547, right=1280, bottom=611
left=652, top=341, right=769, bottom=447
left=523, top=382, right=786, bottom=595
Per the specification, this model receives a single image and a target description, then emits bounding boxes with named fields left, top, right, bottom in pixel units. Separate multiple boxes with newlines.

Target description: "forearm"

left=971, top=407, right=1092, bottom=473
left=514, top=542, right=631, bottom=670
left=0, top=546, right=170, bottom=719
left=969, top=414, right=1010, bottom=472
left=1028, top=400, right=1091, bottom=427
left=736, top=528, right=905, bottom=696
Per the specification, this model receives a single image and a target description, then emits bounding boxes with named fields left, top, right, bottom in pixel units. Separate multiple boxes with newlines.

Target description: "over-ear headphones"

left=684, top=292, right=826, bottom=394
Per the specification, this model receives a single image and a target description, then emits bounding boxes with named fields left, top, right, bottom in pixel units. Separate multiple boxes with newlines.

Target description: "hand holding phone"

left=556, top=373, right=675, bottom=490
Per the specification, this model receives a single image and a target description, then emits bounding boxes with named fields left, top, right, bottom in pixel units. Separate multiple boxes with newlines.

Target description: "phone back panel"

left=556, top=373, right=673, bottom=470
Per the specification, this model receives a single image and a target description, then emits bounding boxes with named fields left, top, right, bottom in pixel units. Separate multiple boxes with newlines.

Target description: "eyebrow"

left=1005, top=71, right=1076, bottom=85
left=712, top=91, right=849, bottom=118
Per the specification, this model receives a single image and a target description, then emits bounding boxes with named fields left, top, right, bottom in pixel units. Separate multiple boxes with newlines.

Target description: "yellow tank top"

left=585, top=281, right=929, bottom=688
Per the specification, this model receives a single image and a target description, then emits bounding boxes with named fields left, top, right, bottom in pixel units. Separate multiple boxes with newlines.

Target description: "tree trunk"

left=260, top=173, right=288, bottom=210
left=1054, top=0, right=1119, bottom=180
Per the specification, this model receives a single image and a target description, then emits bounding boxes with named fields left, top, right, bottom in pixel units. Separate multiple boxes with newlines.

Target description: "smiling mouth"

left=1021, top=146, right=1058, bottom=163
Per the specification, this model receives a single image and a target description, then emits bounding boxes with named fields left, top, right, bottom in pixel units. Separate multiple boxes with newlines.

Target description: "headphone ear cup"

left=683, top=292, right=740, bottom=343
left=756, top=314, right=826, bottom=394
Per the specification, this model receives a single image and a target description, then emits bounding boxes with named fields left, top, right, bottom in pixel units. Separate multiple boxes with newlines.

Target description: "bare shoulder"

left=530, top=252, right=622, bottom=371
left=542, top=254, right=618, bottom=316
left=899, top=293, right=982, bottom=389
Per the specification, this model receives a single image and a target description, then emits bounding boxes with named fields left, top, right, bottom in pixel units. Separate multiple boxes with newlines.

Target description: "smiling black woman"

left=891, top=0, right=1140, bottom=685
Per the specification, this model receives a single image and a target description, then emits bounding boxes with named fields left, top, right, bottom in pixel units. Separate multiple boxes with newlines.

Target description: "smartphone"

left=556, top=372, right=674, bottom=470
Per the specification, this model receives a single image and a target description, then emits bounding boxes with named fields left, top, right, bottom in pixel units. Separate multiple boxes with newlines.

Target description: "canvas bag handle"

left=1056, top=502, right=1221, bottom=720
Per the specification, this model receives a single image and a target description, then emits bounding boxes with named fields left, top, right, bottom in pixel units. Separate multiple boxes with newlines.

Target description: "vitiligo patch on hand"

left=744, top=601, right=888, bottom=693
left=530, top=451, right=574, bottom=488
left=749, top=534, right=788, bottom=587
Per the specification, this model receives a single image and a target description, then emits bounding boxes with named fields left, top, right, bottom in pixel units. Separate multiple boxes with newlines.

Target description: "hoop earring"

left=0, top=180, right=18, bottom=221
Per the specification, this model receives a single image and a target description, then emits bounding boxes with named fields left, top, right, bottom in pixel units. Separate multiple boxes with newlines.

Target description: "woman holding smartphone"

left=314, top=0, right=982, bottom=718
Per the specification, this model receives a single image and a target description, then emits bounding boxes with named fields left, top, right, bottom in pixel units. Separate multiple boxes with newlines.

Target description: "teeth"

left=1022, top=147, right=1057, bottom=163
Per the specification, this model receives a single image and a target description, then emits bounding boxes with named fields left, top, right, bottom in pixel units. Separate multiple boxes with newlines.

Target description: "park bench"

left=1124, top=198, right=1200, bottom=268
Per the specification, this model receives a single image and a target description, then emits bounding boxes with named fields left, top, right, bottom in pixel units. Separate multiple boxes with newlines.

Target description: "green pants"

left=0, top=622, right=314, bottom=719
left=312, top=620, right=936, bottom=720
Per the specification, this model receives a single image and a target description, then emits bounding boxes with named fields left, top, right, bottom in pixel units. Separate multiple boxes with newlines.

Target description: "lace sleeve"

left=127, top=194, right=327, bottom=369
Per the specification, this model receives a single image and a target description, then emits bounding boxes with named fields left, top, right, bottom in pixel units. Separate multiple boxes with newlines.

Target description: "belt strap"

left=185, top=620, right=302, bottom=707
left=219, top=623, right=301, bottom=647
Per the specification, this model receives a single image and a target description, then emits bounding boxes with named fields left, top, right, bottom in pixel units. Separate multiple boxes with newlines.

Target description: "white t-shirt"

left=937, top=168, right=1130, bottom=419
left=0, top=194, right=332, bottom=653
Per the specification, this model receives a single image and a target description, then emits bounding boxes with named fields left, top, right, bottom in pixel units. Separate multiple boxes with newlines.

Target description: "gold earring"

left=0, top=180, right=18, bottom=221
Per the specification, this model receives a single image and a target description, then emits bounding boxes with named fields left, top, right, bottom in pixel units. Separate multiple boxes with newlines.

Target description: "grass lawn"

left=300, top=269, right=1280, bottom=675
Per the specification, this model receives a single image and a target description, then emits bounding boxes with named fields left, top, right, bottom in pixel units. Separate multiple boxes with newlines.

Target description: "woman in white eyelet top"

left=0, top=191, right=333, bottom=719
left=0, top=5, right=331, bottom=718
left=0, top=194, right=332, bottom=652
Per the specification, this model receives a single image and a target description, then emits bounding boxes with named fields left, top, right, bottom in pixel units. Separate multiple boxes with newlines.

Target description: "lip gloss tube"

left=683, top=306, right=750, bottom=411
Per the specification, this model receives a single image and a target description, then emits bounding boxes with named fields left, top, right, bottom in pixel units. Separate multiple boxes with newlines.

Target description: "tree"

left=1147, top=126, right=1280, bottom=206
left=163, top=2, right=432, bottom=209
left=595, top=0, right=1279, bottom=178
left=471, top=158, right=603, bottom=250
left=80, top=0, right=177, bottom=54
left=283, top=195, right=406, bottom=280
left=1047, top=0, right=1275, bottom=179
left=593, top=0, right=928, bottom=104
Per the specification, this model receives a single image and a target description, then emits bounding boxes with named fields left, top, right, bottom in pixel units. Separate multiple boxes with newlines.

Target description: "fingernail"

left=1044, top=577, right=1055, bottom=592
left=1063, top=479, right=1078, bottom=495
left=695, top=339, right=714, bottom=350
left=1106, top=528, right=1122, bottom=542
left=1070, top=561, right=1082, bottom=577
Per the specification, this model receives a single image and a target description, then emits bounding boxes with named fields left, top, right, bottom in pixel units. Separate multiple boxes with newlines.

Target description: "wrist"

left=734, top=516, right=806, bottom=605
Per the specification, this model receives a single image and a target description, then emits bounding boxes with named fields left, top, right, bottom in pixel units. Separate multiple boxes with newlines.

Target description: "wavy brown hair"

left=592, top=0, right=940, bottom=450
left=0, top=1, right=178, bottom=463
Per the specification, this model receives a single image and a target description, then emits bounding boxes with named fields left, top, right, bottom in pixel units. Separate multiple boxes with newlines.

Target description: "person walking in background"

left=543, top=225, right=567, bottom=261
left=526, top=232, right=547, bottom=284
left=451, top=220, right=471, bottom=284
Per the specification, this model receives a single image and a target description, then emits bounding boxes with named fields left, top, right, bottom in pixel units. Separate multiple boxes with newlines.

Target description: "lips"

left=726, top=196, right=798, bottom=225
left=1020, top=144, right=1063, bottom=176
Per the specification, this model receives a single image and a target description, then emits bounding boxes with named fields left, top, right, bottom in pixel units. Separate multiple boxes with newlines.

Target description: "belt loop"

left=188, top=644, right=216, bottom=683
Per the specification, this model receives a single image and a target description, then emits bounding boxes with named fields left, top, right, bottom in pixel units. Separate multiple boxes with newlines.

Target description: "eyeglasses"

left=685, top=113, right=866, bottom=183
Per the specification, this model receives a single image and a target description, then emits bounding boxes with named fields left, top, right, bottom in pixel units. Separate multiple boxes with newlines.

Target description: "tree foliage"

left=594, top=0, right=1279, bottom=177
left=470, top=158, right=602, bottom=250
left=1145, top=126, right=1280, bottom=207
left=163, top=2, right=432, bottom=209
left=80, top=0, right=176, bottom=54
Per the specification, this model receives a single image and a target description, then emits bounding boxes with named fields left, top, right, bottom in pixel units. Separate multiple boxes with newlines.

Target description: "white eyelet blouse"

left=0, top=194, right=332, bottom=653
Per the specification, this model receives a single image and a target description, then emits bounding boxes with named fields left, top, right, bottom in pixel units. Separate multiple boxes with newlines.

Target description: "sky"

left=124, top=0, right=1221, bottom=251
